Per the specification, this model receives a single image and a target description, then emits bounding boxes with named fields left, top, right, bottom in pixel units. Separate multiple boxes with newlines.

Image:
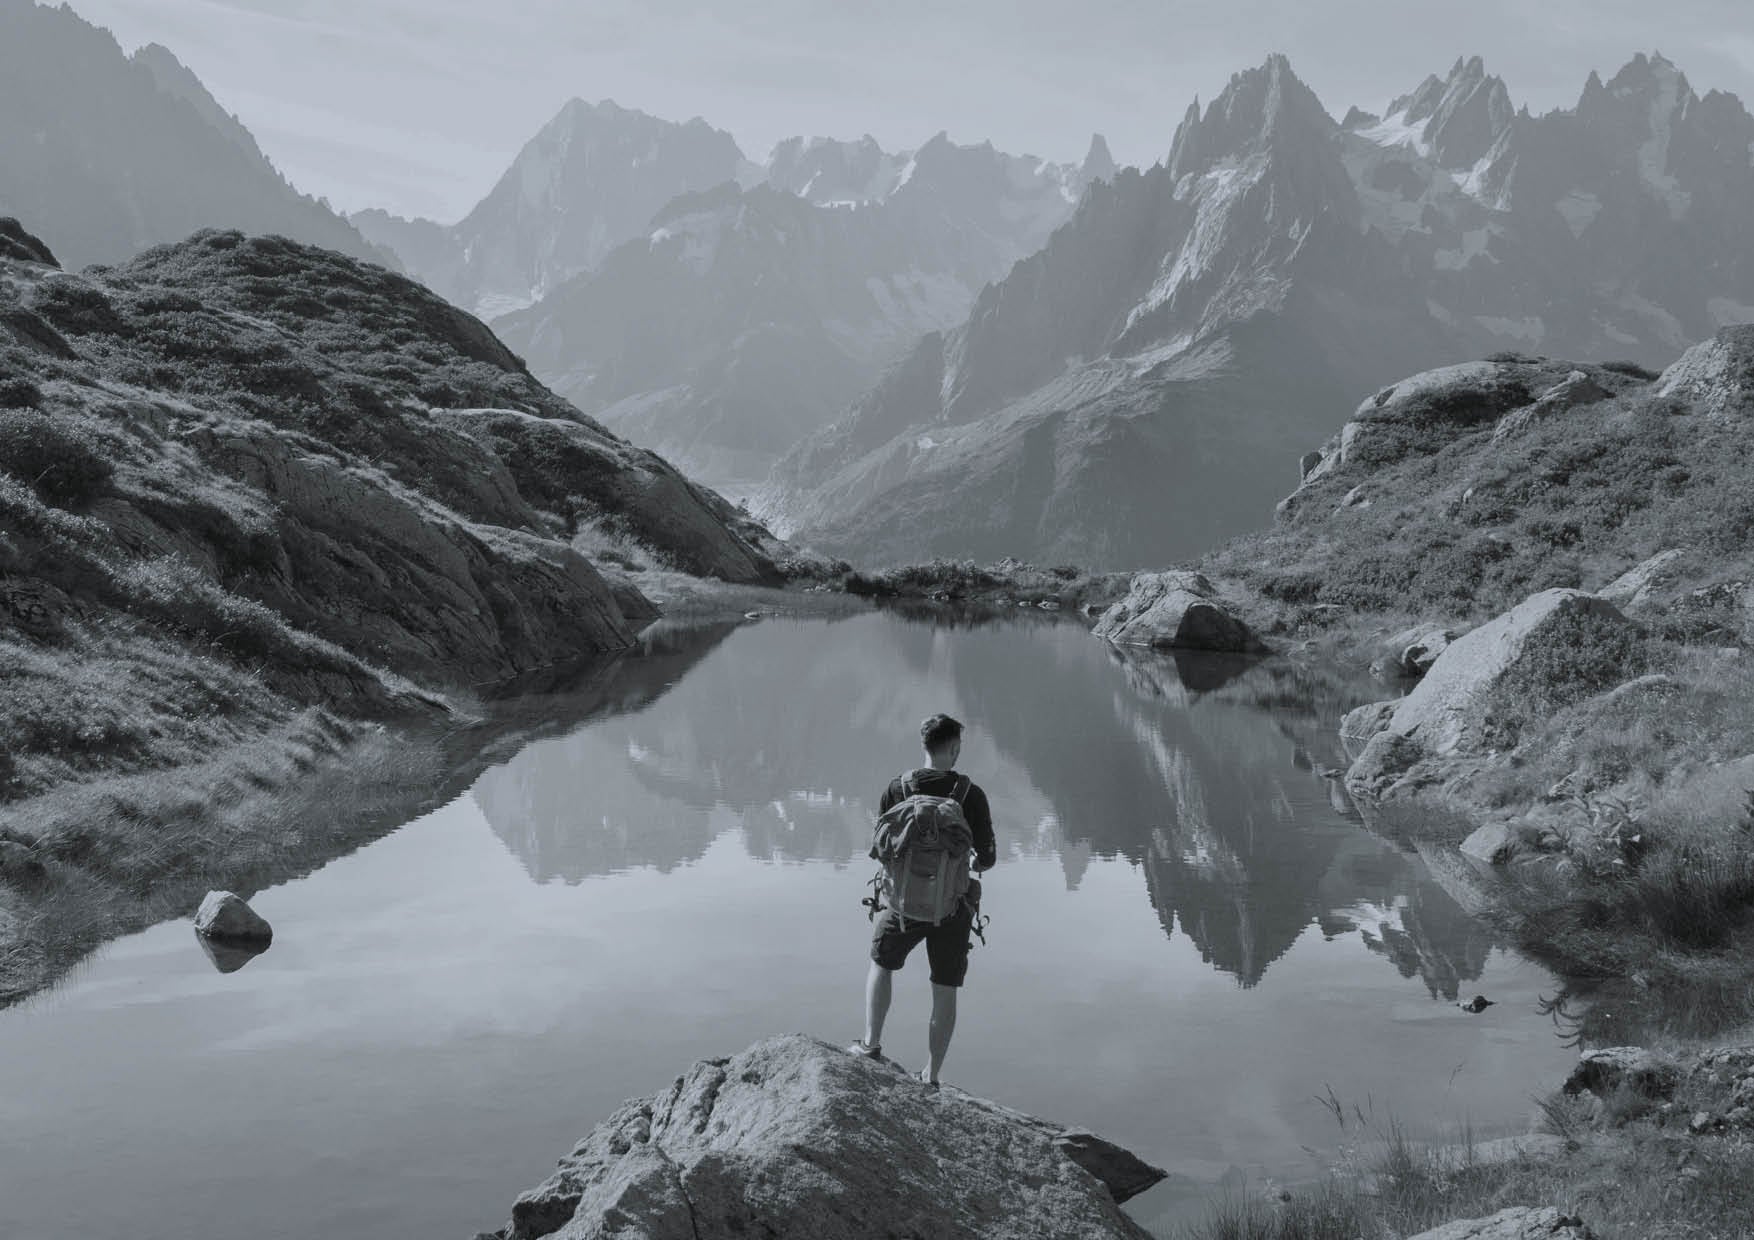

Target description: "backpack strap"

left=898, top=773, right=916, bottom=800
left=951, top=774, right=971, bottom=805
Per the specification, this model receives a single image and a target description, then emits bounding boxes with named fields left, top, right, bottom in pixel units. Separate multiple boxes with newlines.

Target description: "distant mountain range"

left=0, top=0, right=385, bottom=270
left=359, top=103, right=1113, bottom=491
left=10, top=5, right=1750, bottom=573
left=756, top=52, right=1754, bottom=568
left=352, top=100, right=753, bottom=321
left=485, top=127, right=1113, bottom=490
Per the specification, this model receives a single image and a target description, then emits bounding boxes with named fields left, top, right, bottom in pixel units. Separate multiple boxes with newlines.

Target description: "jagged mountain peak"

left=1375, top=54, right=1514, bottom=169
left=1081, top=133, right=1117, bottom=183
left=1168, top=54, right=1336, bottom=179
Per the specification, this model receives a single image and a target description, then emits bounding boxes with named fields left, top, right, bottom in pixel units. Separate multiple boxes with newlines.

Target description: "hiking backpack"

left=868, top=773, right=975, bottom=925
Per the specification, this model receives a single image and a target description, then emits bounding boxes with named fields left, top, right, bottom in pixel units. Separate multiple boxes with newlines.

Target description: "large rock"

left=1092, top=572, right=1266, bottom=654
left=1380, top=590, right=1633, bottom=758
left=485, top=1035, right=1164, bottom=1240
left=1657, top=325, right=1754, bottom=422
left=193, top=890, right=272, bottom=944
left=1370, top=623, right=1456, bottom=679
left=1597, top=549, right=1687, bottom=608
left=1490, top=369, right=1612, bottom=441
left=1408, top=1206, right=1594, bottom=1240
left=1562, top=1047, right=1681, bottom=1101
left=1340, top=699, right=1401, bottom=757
left=1458, top=821, right=1518, bottom=866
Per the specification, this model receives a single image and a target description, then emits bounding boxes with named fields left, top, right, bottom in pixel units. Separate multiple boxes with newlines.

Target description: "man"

left=849, top=713, right=996, bottom=1086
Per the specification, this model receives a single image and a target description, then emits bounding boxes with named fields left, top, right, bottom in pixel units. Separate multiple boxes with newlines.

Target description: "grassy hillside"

left=0, top=220, right=805, bottom=1000
left=1195, top=336, right=1754, bottom=994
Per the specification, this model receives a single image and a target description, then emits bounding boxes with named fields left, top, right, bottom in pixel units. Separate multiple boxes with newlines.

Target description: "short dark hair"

left=920, top=713, right=964, bottom=752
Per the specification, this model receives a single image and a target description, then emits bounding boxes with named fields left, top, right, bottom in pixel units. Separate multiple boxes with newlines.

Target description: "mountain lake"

left=0, top=608, right=1583, bottom=1238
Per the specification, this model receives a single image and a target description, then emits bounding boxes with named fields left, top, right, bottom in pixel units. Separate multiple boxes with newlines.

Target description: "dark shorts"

left=870, top=890, right=977, bottom=987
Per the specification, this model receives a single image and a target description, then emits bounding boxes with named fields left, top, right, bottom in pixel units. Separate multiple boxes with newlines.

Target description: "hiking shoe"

left=846, top=1039, right=883, bottom=1060
left=919, top=1069, right=940, bottom=1091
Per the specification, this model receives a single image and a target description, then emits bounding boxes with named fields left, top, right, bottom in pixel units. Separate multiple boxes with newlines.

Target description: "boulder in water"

left=484, top=1034, right=1164, bottom=1240
left=1092, top=572, right=1266, bottom=654
left=193, top=890, right=272, bottom=944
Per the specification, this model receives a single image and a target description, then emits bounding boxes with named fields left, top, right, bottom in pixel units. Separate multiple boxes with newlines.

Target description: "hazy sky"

left=68, top=0, right=1754, bottom=224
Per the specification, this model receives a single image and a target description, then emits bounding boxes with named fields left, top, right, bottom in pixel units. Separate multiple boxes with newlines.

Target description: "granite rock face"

left=482, top=1035, right=1164, bottom=1240
left=1657, top=325, right=1754, bottom=422
left=1377, top=590, right=1632, bottom=758
left=1598, top=549, right=1688, bottom=609
left=1342, top=590, right=1635, bottom=799
left=1093, top=572, right=1266, bottom=653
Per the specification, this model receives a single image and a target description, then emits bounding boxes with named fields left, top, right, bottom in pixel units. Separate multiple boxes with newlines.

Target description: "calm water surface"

left=0, top=611, right=1578, bottom=1238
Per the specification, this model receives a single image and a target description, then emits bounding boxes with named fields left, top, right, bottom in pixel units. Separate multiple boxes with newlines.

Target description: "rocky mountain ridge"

left=760, top=51, right=1754, bottom=569
left=354, top=102, right=1107, bottom=325
left=0, top=0, right=385, bottom=271
left=477, top=119, right=1112, bottom=490
left=353, top=99, right=753, bottom=321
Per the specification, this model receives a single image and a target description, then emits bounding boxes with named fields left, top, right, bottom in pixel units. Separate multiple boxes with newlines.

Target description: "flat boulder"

left=484, top=1034, right=1164, bottom=1240
left=1408, top=1206, right=1594, bottom=1240
left=193, top=890, right=272, bottom=944
left=1092, top=572, right=1265, bottom=654
left=1383, top=590, right=1632, bottom=758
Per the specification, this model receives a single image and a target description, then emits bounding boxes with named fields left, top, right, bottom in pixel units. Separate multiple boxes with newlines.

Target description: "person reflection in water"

left=849, top=713, right=996, bottom=1087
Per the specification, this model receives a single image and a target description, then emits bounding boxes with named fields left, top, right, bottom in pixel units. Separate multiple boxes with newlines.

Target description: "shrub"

left=1482, top=613, right=1648, bottom=748
left=0, top=410, right=114, bottom=506
left=1602, top=359, right=1660, bottom=380
left=843, top=571, right=896, bottom=597
left=0, top=377, right=42, bottom=408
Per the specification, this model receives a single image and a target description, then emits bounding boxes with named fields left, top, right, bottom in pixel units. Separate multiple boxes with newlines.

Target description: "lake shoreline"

left=0, top=578, right=866, bottom=1006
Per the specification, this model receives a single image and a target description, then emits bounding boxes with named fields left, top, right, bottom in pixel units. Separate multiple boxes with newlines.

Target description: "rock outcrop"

left=1343, top=591, right=1635, bottom=798
left=1287, top=357, right=1643, bottom=511
left=1407, top=1206, right=1595, bottom=1240
left=1657, top=325, right=1754, bottom=422
left=193, top=890, right=272, bottom=943
left=1370, top=623, right=1456, bottom=679
left=1598, top=549, right=1688, bottom=609
left=1092, top=572, right=1266, bottom=653
left=1384, top=590, right=1631, bottom=756
left=0, top=223, right=794, bottom=801
left=481, top=1035, right=1164, bottom=1240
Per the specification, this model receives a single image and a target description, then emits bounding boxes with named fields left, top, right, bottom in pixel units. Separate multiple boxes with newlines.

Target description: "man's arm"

left=966, top=784, right=996, bottom=872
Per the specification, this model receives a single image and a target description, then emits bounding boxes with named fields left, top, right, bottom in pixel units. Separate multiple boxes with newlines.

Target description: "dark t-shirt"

left=878, top=767, right=996, bottom=872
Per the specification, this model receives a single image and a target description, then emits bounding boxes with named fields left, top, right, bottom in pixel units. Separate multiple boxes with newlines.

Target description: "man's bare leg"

left=925, top=982, right=958, bottom=1084
left=863, top=962, right=894, bottom=1051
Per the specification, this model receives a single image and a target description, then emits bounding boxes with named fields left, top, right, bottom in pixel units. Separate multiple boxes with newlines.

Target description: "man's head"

left=920, top=713, right=964, bottom=767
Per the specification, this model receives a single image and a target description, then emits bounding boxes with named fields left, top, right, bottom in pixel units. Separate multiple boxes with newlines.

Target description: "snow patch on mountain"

left=1555, top=191, right=1603, bottom=238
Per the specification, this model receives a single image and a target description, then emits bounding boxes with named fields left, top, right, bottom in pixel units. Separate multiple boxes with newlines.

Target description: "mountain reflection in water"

left=471, top=611, right=1497, bottom=996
